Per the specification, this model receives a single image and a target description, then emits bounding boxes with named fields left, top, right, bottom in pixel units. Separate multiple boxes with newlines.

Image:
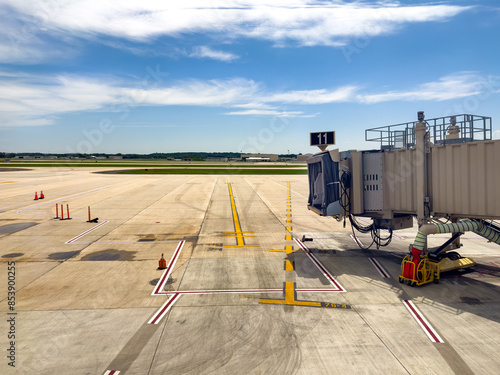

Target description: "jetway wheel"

left=446, top=251, right=461, bottom=261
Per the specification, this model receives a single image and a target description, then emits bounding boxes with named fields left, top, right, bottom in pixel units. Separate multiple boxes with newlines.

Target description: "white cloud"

left=189, top=46, right=239, bottom=62
left=0, top=70, right=497, bottom=126
left=0, top=1, right=471, bottom=62
left=224, top=109, right=306, bottom=117
left=357, top=72, right=494, bottom=103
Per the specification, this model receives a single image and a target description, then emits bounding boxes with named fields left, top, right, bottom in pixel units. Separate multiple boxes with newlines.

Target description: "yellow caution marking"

left=285, top=234, right=292, bottom=241
left=285, top=260, right=295, bottom=271
left=286, top=209, right=291, bottom=212
left=286, top=219, right=292, bottom=224
left=269, top=245, right=306, bottom=253
left=286, top=226, right=292, bottom=231
left=286, top=214, right=291, bottom=217
left=259, top=282, right=350, bottom=308
left=224, top=183, right=259, bottom=248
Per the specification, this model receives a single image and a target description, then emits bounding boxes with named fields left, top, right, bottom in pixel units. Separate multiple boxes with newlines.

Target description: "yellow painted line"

left=286, top=220, right=292, bottom=224
left=285, top=234, right=292, bottom=241
left=285, top=260, right=294, bottom=271
left=223, top=245, right=260, bottom=248
left=1, top=181, right=16, bottom=184
left=223, top=235, right=256, bottom=238
left=259, top=282, right=320, bottom=307
left=286, top=209, right=291, bottom=212
left=286, top=226, right=292, bottom=231
left=225, top=183, right=259, bottom=247
left=286, top=214, right=291, bottom=217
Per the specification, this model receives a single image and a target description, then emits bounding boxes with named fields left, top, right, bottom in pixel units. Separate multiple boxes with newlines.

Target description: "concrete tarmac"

left=1, top=168, right=500, bottom=374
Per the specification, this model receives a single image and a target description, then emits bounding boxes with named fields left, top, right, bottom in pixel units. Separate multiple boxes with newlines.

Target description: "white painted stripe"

left=295, top=238, right=346, bottom=292
left=65, top=220, right=109, bottom=244
left=152, top=241, right=185, bottom=295
left=369, top=257, right=391, bottom=278
left=103, top=370, right=120, bottom=375
left=158, top=288, right=343, bottom=295
left=403, top=300, right=444, bottom=343
left=350, top=234, right=364, bottom=248
left=148, top=293, right=181, bottom=324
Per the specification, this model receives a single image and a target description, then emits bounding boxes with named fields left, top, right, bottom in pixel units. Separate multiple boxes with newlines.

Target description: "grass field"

left=116, top=168, right=308, bottom=175
left=1, top=160, right=308, bottom=175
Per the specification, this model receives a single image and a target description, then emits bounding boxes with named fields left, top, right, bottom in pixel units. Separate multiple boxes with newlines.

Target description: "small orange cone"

left=158, top=253, right=167, bottom=269
left=40, top=191, right=45, bottom=199
left=34, top=192, right=38, bottom=200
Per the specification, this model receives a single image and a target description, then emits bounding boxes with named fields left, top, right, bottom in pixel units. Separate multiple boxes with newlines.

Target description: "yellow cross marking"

left=285, top=260, right=294, bottom=271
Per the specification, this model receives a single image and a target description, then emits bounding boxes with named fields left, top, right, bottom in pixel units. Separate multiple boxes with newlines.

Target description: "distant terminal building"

left=241, top=154, right=279, bottom=162
left=206, top=157, right=229, bottom=162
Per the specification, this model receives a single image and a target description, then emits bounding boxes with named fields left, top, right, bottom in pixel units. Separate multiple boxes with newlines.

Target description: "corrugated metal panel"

left=382, top=148, right=417, bottom=214
left=431, top=140, right=500, bottom=218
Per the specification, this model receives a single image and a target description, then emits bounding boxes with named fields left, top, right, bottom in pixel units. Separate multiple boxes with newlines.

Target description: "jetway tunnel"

left=307, top=112, right=500, bottom=286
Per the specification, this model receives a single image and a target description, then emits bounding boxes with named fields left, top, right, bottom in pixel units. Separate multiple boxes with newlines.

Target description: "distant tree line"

left=1, top=151, right=299, bottom=160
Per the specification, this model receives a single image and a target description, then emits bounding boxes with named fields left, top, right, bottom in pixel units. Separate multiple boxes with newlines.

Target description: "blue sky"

left=1, top=0, right=500, bottom=154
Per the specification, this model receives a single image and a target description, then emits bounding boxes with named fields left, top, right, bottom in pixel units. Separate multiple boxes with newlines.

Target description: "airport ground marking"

left=350, top=234, right=364, bottom=248
left=152, top=240, right=185, bottom=295
left=369, top=257, right=391, bottom=278
left=285, top=260, right=295, bottom=271
left=103, top=370, right=120, bottom=375
left=148, top=293, right=181, bottom=324
left=223, top=183, right=259, bottom=248
left=295, top=238, right=346, bottom=292
left=403, top=300, right=444, bottom=343
left=259, top=282, right=351, bottom=308
left=65, top=220, right=109, bottom=244
left=269, top=245, right=306, bottom=254
left=285, top=234, right=292, bottom=241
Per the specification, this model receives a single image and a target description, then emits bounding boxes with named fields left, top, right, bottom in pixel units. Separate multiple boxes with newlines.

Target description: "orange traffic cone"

left=158, top=254, right=167, bottom=269
left=40, top=191, right=45, bottom=199
left=34, top=192, right=38, bottom=200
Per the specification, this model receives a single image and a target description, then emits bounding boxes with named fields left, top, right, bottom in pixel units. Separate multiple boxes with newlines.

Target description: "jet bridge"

left=307, top=112, right=500, bottom=286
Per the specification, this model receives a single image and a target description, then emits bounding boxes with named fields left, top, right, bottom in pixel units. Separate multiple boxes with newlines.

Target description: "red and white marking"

left=295, top=238, right=346, bottom=292
left=157, top=287, right=344, bottom=296
left=403, top=300, right=444, bottom=343
left=65, top=220, right=109, bottom=244
left=148, top=293, right=181, bottom=324
left=103, top=370, right=120, bottom=375
left=350, top=234, right=365, bottom=248
left=152, top=241, right=185, bottom=295
left=369, top=257, right=391, bottom=278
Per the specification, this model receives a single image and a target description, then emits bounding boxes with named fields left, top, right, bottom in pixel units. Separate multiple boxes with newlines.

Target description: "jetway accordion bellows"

left=307, top=152, right=341, bottom=216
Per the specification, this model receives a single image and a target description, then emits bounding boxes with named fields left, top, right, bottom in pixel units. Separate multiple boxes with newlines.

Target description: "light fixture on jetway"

left=310, top=131, right=335, bottom=151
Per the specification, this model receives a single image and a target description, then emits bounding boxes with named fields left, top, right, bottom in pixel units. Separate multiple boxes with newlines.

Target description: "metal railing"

left=366, top=114, right=492, bottom=150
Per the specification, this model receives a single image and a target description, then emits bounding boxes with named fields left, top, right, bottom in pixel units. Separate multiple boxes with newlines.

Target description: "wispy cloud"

left=0, top=70, right=496, bottom=126
left=0, top=1, right=471, bottom=62
left=357, top=72, right=494, bottom=103
left=189, top=46, right=239, bottom=62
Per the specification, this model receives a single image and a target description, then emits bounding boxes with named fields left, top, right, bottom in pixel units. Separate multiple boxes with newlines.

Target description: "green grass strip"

left=117, top=168, right=307, bottom=175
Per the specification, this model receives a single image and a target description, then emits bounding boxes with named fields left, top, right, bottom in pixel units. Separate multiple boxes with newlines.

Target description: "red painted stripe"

left=295, top=239, right=345, bottom=292
left=404, top=300, right=441, bottom=343
left=153, top=241, right=185, bottom=295
left=350, top=234, right=364, bottom=248
left=149, top=293, right=180, bottom=324
left=369, top=258, right=390, bottom=278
